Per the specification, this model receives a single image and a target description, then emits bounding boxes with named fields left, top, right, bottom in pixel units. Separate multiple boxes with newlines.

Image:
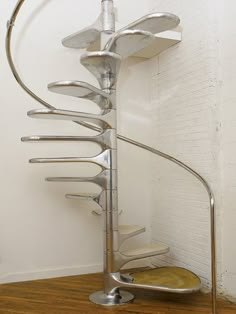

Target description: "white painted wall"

left=0, top=0, right=152, bottom=283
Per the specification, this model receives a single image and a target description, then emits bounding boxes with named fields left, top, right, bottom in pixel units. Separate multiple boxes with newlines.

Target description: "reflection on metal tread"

left=48, top=81, right=111, bottom=110
left=62, top=13, right=102, bottom=49
left=129, top=267, right=201, bottom=292
left=80, top=51, right=121, bottom=88
left=105, top=30, right=155, bottom=58
left=119, top=12, right=180, bottom=35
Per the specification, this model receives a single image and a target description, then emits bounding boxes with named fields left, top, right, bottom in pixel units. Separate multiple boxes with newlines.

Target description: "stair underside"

left=119, top=225, right=145, bottom=236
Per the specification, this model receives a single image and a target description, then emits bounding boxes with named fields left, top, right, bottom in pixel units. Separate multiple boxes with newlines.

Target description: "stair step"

left=119, top=225, right=145, bottom=236
left=46, top=170, right=117, bottom=190
left=106, top=30, right=155, bottom=58
left=21, top=129, right=115, bottom=150
left=66, top=192, right=105, bottom=210
left=29, top=149, right=115, bottom=170
left=48, top=81, right=111, bottom=110
left=120, top=13, right=180, bottom=35
left=80, top=51, right=121, bottom=89
left=62, top=13, right=102, bottom=49
left=114, top=243, right=169, bottom=270
left=130, top=267, right=201, bottom=292
left=119, top=224, right=146, bottom=247
left=28, top=108, right=114, bottom=130
left=116, top=267, right=201, bottom=294
left=121, top=243, right=169, bottom=258
left=66, top=193, right=99, bottom=201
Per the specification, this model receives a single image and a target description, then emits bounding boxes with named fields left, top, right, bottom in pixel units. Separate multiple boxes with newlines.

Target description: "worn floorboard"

left=0, top=272, right=235, bottom=313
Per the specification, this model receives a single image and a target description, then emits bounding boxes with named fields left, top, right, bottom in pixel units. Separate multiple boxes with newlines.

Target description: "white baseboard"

left=0, top=259, right=151, bottom=284
left=0, top=263, right=103, bottom=284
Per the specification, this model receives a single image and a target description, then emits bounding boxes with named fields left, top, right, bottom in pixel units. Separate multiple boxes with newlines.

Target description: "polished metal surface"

left=66, top=191, right=106, bottom=209
left=28, top=108, right=115, bottom=129
left=80, top=51, right=121, bottom=88
left=66, top=191, right=106, bottom=216
left=29, top=149, right=116, bottom=171
left=67, top=190, right=119, bottom=213
left=114, top=243, right=169, bottom=270
left=89, top=290, right=134, bottom=306
left=101, top=0, right=115, bottom=34
left=48, top=81, right=112, bottom=110
left=62, top=0, right=115, bottom=50
left=46, top=170, right=117, bottom=190
left=63, top=28, right=100, bottom=49
left=62, top=14, right=102, bottom=49
left=130, top=267, right=201, bottom=290
left=21, top=129, right=115, bottom=149
left=105, top=30, right=155, bottom=58
left=118, top=225, right=145, bottom=247
left=119, top=12, right=180, bottom=35
left=106, top=268, right=201, bottom=295
left=6, top=2, right=217, bottom=314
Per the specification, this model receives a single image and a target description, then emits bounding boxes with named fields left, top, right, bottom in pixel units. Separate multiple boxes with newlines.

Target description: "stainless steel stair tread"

left=65, top=191, right=115, bottom=212
left=120, top=243, right=169, bottom=258
left=21, top=129, right=115, bottom=149
left=119, top=12, right=180, bottom=35
left=28, top=108, right=114, bottom=129
left=128, top=267, right=201, bottom=293
left=119, top=225, right=145, bottom=236
left=48, top=81, right=111, bottom=109
left=63, top=28, right=100, bottom=49
left=62, top=14, right=102, bottom=49
left=62, top=13, right=180, bottom=52
left=46, top=170, right=117, bottom=190
left=105, top=30, right=155, bottom=58
left=80, top=51, right=121, bottom=88
left=66, top=193, right=99, bottom=200
left=29, top=149, right=114, bottom=170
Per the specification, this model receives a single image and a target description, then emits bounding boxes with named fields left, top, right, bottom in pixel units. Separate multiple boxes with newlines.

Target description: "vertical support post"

left=100, top=0, right=120, bottom=294
left=101, top=0, right=115, bottom=33
left=100, top=0, right=118, bottom=285
left=90, top=1, right=134, bottom=304
left=102, top=87, right=118, bottom=278
left=101, top=0, right=115, bottom=48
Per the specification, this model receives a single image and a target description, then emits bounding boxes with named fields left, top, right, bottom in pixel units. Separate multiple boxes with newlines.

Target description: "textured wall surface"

left=219, top=0, right=236, bottom=300
left=148, top=0, right=221, bottom=289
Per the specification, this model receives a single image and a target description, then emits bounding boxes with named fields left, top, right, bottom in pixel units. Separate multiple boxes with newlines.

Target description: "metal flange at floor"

left=89, top=290, right=134, bottom=306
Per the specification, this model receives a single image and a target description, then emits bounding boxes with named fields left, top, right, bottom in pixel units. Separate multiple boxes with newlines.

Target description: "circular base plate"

left=89, top=290, right=134, bottom=306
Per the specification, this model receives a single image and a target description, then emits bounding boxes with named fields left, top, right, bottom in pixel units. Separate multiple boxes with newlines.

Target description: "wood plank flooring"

left=0, top=272, right=235, bottom=314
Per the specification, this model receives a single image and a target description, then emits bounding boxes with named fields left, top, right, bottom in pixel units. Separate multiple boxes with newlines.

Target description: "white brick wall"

left=148, top=0, right=222, bottom=289
left=219, top=0, right=236, bottom=301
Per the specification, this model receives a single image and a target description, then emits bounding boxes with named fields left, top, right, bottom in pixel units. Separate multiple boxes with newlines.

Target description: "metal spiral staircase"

left=6, top=1, right=217, bottom=313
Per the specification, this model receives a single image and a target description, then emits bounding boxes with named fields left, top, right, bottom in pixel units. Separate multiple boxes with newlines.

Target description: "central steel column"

left=100, top=0, right=117, bottom=277
left=90, top=1, right=134, bottom=304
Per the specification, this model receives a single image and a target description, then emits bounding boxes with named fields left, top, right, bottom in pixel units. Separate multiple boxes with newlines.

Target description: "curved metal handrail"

left=5, top=1, right=216, bottom=313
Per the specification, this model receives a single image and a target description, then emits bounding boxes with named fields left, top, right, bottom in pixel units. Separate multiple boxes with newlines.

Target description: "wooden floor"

left=0, top=272, right=235, bottom=314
